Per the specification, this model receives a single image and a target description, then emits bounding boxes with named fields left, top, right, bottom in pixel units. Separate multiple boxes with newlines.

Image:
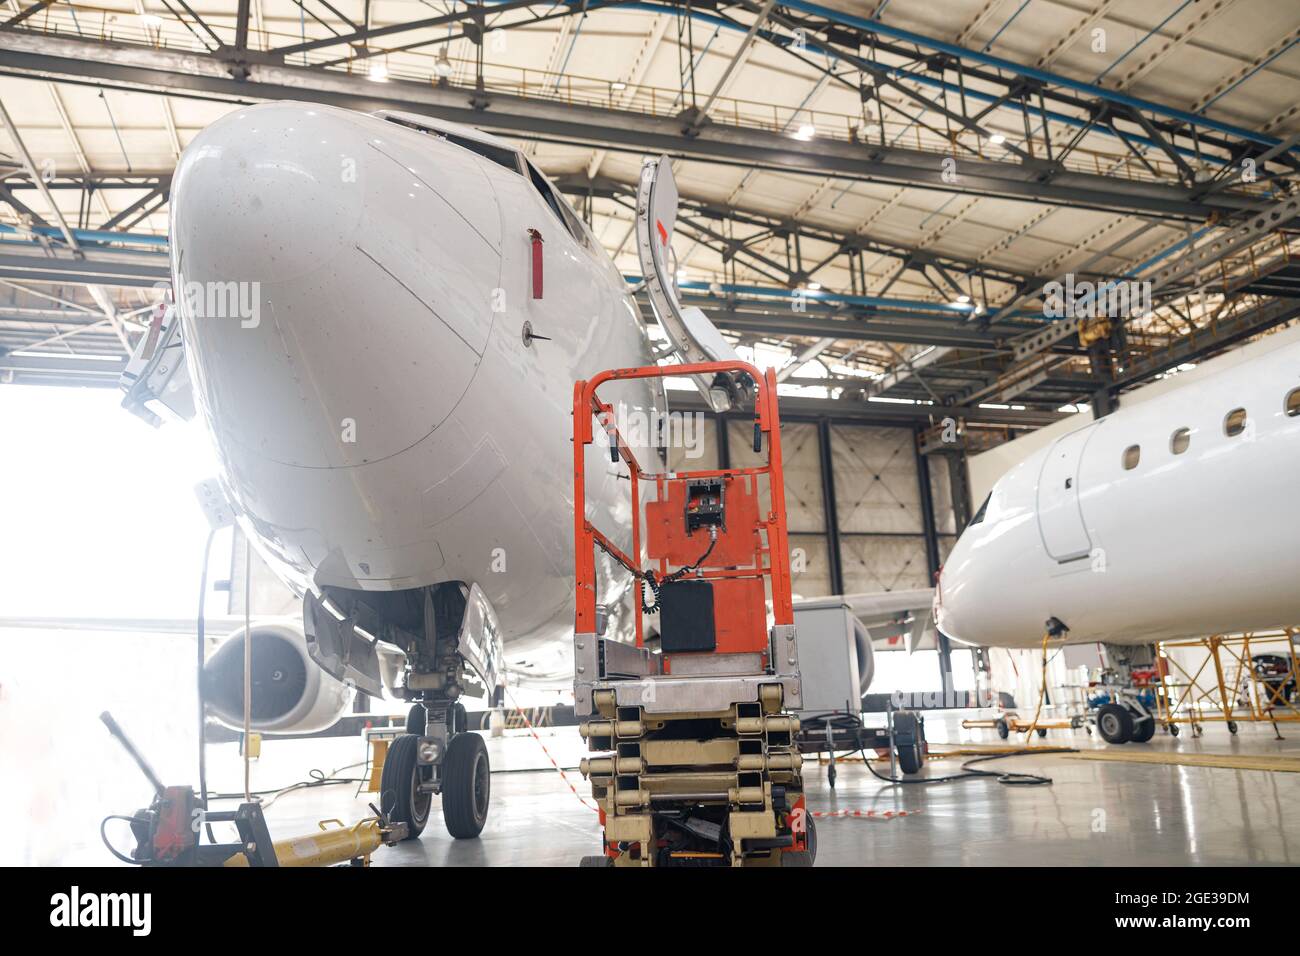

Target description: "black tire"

left=896, top=740, right=924, bottom=774
left=579, top=854, right=611, bottom=867
left=448, top=702, right=468, bottom=734
left=1169, top=723, right=1180, bottom=737
left=380, top=733, right=431, bottom=840
left=1096, top=703, right=1133, bottom=744
left=406, top=703, right=427, bottom=736
left=995, top=718, right=1010, bottom=739
left=1227, top=720, right=1238, bottom=735
left=442, top=732, right=491, bottom=839
left=1036, top=727, right=1048, bottom=738
left=1130, top=716, right=1156, bottom=743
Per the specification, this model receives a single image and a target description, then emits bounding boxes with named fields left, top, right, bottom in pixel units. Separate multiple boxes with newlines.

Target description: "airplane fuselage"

left=936, top=338, right=1300, bottom=649
left=171, top=104, right=662, bottom=660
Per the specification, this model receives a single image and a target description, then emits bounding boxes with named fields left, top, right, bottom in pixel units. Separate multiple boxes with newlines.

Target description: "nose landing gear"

left=382, top=701, right=490, bottom=841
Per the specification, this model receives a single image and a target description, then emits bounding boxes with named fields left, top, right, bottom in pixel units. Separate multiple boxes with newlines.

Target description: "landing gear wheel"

left=1036, top=727, right=1048, bottom=738
left=406, top=703, right=427, bottom=736
left=380, top=733, right=431, bottom=840
left=995, top=718, right=1010, bottom=739
left=782, top=814, right=817, bottom=867
left=1227, top=720, right=1239, bottom=735
left=448, top=701, right=468, bottom=734
left=1130, top=717, right=1156, bottom=743
left=1096, top=703, right=1134, bottom=744
left=442, top=732, right=490, bottom=839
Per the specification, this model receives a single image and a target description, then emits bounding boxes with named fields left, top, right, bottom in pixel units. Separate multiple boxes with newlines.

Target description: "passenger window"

left=1286, top=388, right=1300, bottom=417
left=1170, top=428, right=1190, bottom=455
left=1121, top=445, right=1140, bottom=470
left=1224, top=408, right=1248, bottom=437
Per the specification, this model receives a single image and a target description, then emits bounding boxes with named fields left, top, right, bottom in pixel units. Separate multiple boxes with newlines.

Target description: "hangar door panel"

left=1036, top=424, right=1097, bottom=562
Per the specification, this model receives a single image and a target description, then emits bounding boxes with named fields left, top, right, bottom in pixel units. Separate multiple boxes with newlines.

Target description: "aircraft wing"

left=800, top=588, right=936, bottom=654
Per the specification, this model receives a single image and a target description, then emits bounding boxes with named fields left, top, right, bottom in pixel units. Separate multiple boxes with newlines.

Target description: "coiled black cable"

left=594, top=528, right=718, bottom=614
left=861, top=746, right=1073, bottom=786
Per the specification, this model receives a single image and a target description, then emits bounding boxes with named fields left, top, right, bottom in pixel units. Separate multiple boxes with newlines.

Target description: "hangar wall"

left=671, top=412, right=958, bottom=603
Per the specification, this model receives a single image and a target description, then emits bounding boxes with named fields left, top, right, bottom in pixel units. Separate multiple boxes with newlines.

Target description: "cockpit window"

left=383, top=116, right=522, bottom=174
left=969, top=493, right=991, bottom=526
left=525, top=159, right=587, bottom=247
left=444, top=132, right=521, bottom=174
left=525, top=162, right=570, bottom=227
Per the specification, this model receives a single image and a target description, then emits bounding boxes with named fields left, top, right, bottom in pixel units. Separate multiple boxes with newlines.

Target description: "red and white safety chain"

left=505, top=691, right=600, bottom=814
left=809, top=808, right=920, bottom=819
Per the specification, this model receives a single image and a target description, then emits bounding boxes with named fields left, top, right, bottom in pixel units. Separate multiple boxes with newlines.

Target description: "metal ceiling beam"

left=668, top=387, right=1065, bottom=428
left=1113, top=297, right=1300, bottom=389
left=0, top=31, right=1260, bottom=220
left=1008, top=191, right=1300, bottom=363
left=555, top=173, right=1039, bottom=287
left=682, top=300, right=1023, bottom=349
left=0, top=249, right=169, bottom=287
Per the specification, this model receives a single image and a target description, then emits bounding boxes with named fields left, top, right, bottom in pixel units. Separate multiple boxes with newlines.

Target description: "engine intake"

left=204, top=622, right=352, bottom=734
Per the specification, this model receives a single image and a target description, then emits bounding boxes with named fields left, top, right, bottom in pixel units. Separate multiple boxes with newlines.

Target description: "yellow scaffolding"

left=1155, top=628, right=1300, bottom=737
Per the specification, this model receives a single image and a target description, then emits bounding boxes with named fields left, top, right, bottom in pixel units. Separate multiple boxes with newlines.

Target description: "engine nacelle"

left=204, top=621, right=352, bottom=734
left=852, top=615, right=876, bottom=694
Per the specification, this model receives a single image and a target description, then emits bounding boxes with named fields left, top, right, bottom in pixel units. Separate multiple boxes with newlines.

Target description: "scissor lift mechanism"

left=572, top=361, right=810, bottom=867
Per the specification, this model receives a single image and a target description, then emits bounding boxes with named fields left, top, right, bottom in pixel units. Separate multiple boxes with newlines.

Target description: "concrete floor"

left=215, top=715, right=1300, bottom=867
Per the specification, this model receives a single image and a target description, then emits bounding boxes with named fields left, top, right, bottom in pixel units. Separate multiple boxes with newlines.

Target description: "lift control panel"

left=684, top=478, right=725, bottom=533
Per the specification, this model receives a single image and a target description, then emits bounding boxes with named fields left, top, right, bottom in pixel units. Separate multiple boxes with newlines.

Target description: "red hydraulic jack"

left=571, top=360, right=811, bottom=867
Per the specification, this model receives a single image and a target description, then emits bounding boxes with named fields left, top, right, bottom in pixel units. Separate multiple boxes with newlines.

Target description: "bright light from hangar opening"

left=0, top=386, right=226, bottom=619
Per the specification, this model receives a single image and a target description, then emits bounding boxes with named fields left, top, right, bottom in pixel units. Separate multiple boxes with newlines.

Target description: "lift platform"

left=572, top=360, right=809, bottom=867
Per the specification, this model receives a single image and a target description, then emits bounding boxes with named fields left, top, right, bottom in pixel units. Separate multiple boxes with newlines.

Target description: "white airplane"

left=936, top=338, right=1300, bottom=652
left=121, top=102, right=934, bottom=839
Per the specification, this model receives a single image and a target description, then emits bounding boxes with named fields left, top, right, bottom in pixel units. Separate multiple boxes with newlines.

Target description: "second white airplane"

left=936, top=337, right=1300, bottom=649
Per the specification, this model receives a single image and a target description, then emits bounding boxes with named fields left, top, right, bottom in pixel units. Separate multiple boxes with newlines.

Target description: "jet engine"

left=203, top=621, right=352, bottom=734
left=852, top=615, right=876, bottom=694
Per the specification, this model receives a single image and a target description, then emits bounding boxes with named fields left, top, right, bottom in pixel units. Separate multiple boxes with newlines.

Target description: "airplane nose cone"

left=171, top=103, right=504, bottom=469
left=171, top=103, right=364, bottom=283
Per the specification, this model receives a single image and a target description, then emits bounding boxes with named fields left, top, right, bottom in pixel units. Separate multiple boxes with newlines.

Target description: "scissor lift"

left=572, top=360, right=810, bottom=867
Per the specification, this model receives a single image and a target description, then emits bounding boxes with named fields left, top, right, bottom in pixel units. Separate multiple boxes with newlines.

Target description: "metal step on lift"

left=571, top=359, right=810, bottom=867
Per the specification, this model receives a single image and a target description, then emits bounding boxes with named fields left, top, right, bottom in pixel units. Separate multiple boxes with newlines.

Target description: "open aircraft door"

left=636, top=154, right=749, bottom=411
left=1036, top=423, right=1098, bottom=562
